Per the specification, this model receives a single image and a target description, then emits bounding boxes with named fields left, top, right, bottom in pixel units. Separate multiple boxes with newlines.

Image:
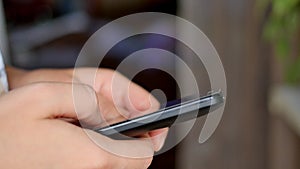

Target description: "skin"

left=0, top=67, right=168, bottom=169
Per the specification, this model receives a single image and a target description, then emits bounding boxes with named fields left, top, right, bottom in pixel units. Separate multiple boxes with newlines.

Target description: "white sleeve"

left=0, top=51, right=8, bottom=93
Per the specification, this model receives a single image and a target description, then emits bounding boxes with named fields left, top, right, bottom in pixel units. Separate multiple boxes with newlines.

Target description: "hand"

left=6, top=66, right=168, bottom=151
left=0, top=83, right=155, bottom=169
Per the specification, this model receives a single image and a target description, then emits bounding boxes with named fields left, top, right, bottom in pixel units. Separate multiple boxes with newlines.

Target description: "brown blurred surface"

left=176, top=0, right=271, bottom=168
left=268, top=114, right=300, bottom=169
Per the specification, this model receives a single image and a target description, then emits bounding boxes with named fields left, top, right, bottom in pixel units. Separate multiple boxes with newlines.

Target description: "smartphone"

left=94, top=91, right=225, bottom=139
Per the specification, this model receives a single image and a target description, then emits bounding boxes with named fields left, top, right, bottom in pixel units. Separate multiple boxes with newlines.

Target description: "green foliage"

left=286, top=56, right=300, bottom=83
left=261, top=0, right=300, bottom=85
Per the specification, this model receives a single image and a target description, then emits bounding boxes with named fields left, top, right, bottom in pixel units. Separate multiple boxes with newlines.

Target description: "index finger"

left=98, top=69, right=160, bottom=116
left=73, top=68, right=160, bottom=116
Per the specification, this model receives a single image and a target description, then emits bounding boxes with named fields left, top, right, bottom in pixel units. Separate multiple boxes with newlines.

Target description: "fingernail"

left=153, top=134, right=167, bottom=152
left=137, top=100, right=150, bottom=111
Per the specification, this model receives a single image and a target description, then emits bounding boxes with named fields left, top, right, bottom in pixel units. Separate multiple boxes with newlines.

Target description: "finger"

left=9, top=82, right=102, bottom=127
left=72, top=83, right=103, bottom=127
left=85, top=129, right=154, bottom=162
left=13, top=82, right=130, bottom=128
left=93, top=69, right=160, bottom=113
left=148, top=128, right=169, bottom=151
left=72, top=68, right=160, bottom=115
left=126, top=82, right=161, bottom=117
left=97, top=95, right=130, bottom=127
left=43, top=124, right=154, bottom=168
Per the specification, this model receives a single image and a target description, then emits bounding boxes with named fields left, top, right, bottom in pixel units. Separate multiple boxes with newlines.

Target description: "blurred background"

left=0, top=0, right=299, bottom=169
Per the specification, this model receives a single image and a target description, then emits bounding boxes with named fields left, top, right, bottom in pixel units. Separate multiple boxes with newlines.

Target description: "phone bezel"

left=95, top=91, right=224, bottom=138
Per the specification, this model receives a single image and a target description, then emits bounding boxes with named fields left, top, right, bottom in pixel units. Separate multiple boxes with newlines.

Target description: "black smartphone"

left=94, top=91, right=224, bottom=139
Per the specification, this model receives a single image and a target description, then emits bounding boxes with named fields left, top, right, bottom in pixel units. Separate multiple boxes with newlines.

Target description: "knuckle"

left=74, top=83, right=94, bottom=91
left=26, top=83, right=57, bottom=99
left=24, top=83, right=71, bottom=105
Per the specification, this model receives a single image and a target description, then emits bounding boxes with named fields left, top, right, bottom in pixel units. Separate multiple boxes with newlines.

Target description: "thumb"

left=10, top=83, right=102, bottom=127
